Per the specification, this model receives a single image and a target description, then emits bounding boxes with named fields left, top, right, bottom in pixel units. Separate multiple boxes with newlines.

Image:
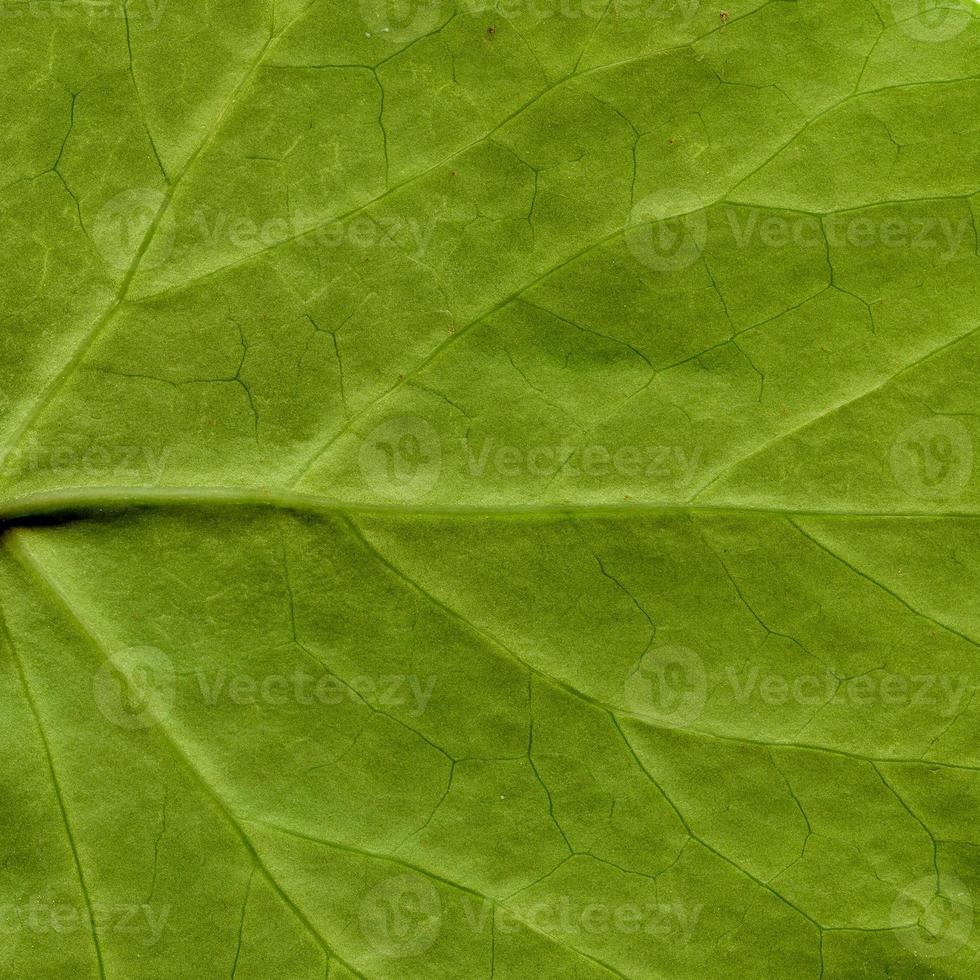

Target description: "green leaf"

left=0, top=1, right=978, bottom=976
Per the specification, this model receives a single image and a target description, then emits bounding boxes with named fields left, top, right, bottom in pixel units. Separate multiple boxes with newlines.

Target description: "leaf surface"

left=0, top=1, right=978, bottom=976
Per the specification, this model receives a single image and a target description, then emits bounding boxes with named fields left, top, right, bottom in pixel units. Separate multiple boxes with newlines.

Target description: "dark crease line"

left=1, top=485, right=978, bottom=526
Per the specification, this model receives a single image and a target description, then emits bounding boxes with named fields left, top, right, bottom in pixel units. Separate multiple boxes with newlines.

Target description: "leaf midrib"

left=0, top=485, right=975, bottom=527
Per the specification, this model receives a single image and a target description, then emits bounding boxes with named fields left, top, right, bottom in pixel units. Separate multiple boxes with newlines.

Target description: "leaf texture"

left=0, top=1, right=978, bottom=977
